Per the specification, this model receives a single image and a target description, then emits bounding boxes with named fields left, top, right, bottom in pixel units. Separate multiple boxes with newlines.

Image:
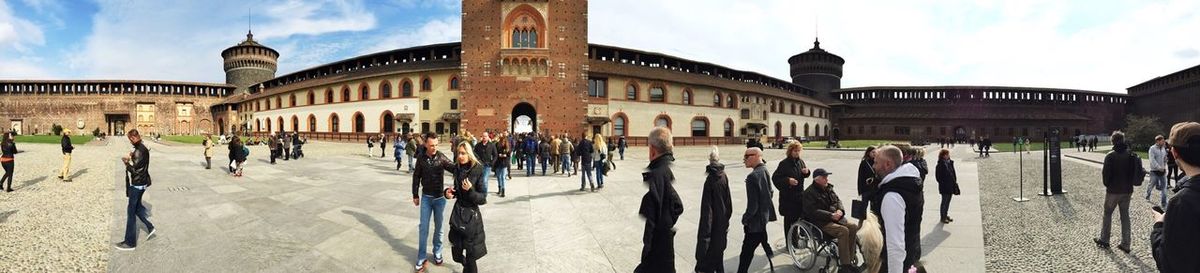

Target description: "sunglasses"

left=744, top=153, right=758, bottom=159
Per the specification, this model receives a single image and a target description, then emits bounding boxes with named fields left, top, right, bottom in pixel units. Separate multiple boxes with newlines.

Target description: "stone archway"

left=511, top=102, right=536, bottom=134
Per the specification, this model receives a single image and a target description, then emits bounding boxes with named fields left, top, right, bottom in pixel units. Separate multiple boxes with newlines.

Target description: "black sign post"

left=1040, top=127, right=1066, bottom=196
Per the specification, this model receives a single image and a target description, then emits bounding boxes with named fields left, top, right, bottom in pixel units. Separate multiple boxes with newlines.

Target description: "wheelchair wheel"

left=787, top=222, right=819, bottom=270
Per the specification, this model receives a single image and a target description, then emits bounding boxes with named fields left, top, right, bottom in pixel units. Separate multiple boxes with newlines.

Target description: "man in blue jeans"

left=525, top=135, right=538, bottom=177
left=1147, top=135, right=1169, bottom=208
left=115, top=129, right=156, bottom=251
left=413, top=133, right=453, bottom=272
left=474, top=132, right=497, bottom=196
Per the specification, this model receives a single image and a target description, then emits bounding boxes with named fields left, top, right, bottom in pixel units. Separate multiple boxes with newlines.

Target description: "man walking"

left=738, top=147, right=776, bottom=273
left=59, top=130, right=74, bottom=182
left=474, top=132, right=497, bottom=196
left=413, top=132, right=454, bottom=272
left=696, top=146, right=731, bottom=273
left=1095, top=131, right=1137, bottom=253
left=1151, top=122, right=1200, bottom=272
left=559, top=134, right=573, bottom=177
left=618, top=135, right=627, bottom=160
left=115, top=129, right=155, bottom=251
left=871, top=145, right=923, bottom=273
left=635, top=127, right=684, bottom=273
left=550, top=135, right=561, bottom=174
left=1147, top=135, right=1169, bottom=208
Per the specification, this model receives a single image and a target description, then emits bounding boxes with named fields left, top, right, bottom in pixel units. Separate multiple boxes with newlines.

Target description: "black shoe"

left=1093, top=238, right=1110, bottom=249
left=5, top=188, right=12, bottom=192
left=1117, top=245, right=1131, bottom=253
left=114, top=242, right=135, bottom=251
left=579, top=187, right=585, bottom=192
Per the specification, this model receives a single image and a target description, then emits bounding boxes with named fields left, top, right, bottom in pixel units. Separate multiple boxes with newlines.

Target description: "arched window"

left=612, top=114, right=627, bottom=136
left=804, top=123, right=810, bottom=137
left=654, top=115, right=671, bottom=129
left=353, top=112, right=365, bottom=133
left=306, top=90, right=315, bottom=105
left=275, top=97, right=281, bottom=109
left=681, top=89, right=692, bottom=105
left=626, top=83, right=638, bottom=100
left=402, top=80, right=413, bottom=97
left=255, top=119, right=261, bottom=132
left=714, top=93, right=723, bottom=107
left=341, top=87, right=350, bottom=102
left=325, top=89, right=334, bottom=104
left=723, top=119, right=734, bottom=137
left=420, top=77, right=432, bottom=91
left=770, top=101, right=776, bottom=112
left=329, top=114, right=340, bottom=133
left=289, top=94, right=296, bottom=107
left=291, top=116, right=299, bottom=132
left=790, top=122, right=797, bottom=137
left=307, top=115, right=317, bottom=132
left=277, top=117, right=283, bottom=133
left=649, top=85, right=665, bottom=102
left=380, top=82, right=392, bottom=99
left=359, top=84, right=369, bottom=100
left=691, top=118, right=708, bottom=137
left=815, top=124, right=821, bottom=137
left=450, top=99, right=459, bottom=110
left=506, top=8, right=543, bottom=48
left=726, top=94, right=736, bottom=108
left=266, top=119, right=272, bottom=133
left=449, top=77, right=460, bottom=90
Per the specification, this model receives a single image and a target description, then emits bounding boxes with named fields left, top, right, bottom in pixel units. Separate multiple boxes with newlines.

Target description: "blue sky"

left=2, top=0, right=1198, bottom=93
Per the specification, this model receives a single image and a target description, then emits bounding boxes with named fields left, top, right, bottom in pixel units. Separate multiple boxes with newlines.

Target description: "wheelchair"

left=786, top=219, right=865, bottom=273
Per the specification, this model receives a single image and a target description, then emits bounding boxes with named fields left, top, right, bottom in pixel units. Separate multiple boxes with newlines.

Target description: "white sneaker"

left=147, top=228, right=157, bottom=240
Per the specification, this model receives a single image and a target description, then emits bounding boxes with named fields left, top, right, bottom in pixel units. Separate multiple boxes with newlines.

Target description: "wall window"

left=289, top=94, right=296, bottom=107
left=274, top=97, right=280, bottom=109
left=649, top=86, right=665, bottom=102
left=421, top=122, right=430, bottom=134
left=691, top=118, right=708, bottom=137
left=380, top=83, right=392, bottom=98
left=714, top=93, right=722, bottom=106
left=422, top=99, right=430, bottom=110
left=353, top=113, right=365, bottom=133
left=654, top=115, right=671, bottom=128
left=420, top=77, right=432, bottom=91
left=449, top=77, right=460, bottom=90
left=626, top=84, right=638, bottom=100
left=681, top=89, right=692, bottom=105
left=726, top=94, right=736, bottom=108
left=330, top=114, right=340, bottom=133
left=724, top=119, right=734, bottom=137
left=791, top=123, right=797, bottom=137
left=359, top=85, right=369, bottom=100
left=450, top=99, right=459, bottom=110
left=402, top=80, right=413, bottom=97
left=308, top=115, right=316, bottom=132
left=341, top=87, right=350, bottom=102
left=613, top=116, right=626, bottom=136
left=306, top=91, right=315, bottom=105
left=325, top=89, right=334, bottom=104
left=588, top=78, right=607, bottom=98
left=894, top=126, right=911, bottom=135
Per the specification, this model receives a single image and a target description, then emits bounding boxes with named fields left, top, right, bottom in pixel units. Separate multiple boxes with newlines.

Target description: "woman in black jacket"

left=772, top=142, right=810, bottom=236
left=446, top=142, right=487, bottom=273
left=2, top=133, right=16, bottom=192
left=935, top=148, right=960, bottom=224
left=495, top=136, right=511, bottom=197
left=858, top=146, right=877, bottom=197
left=695, top=146, right=731, bottom=273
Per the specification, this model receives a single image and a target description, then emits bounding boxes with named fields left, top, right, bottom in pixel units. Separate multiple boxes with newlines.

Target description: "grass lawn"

left=1091, top=149, right=1150, bottom=159
left=14, top=135, right=95, bottom=145
left=161, top=135, right=209, bottom=145
left=810, top=139, right=909, bottom=149
left=991, top=141, right=1075, bottom=152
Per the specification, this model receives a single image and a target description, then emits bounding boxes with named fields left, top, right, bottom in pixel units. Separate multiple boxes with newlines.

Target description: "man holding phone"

left=1151, top=122, right=1200, bottom=273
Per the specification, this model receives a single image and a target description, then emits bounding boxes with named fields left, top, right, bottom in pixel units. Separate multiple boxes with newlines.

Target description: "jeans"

left=561, top=156, right=572, bottom=176
left=480, top=166, right=492, bottom=195
left=737, top=230, right=773, bottom=273
left=495, top=167, right=509, bottom=194
left=418, top=195, right=447, bottom=264
left=1098, top=193, right=1131, bottom=248
left=540, top=157, right=548, bottom=175
left=580, top=166, right=594, bottom=189
left=408, top=154, right=415, bottom=171
left=2, top=161, right=14, bottom=189
left=526, top=156, right=536, bottom=177
left=396, top=156, right=404, bottom=170
left=551, top=155, right=560, bottom=173
left=124, top=186, right=154, bottom=246
left=595, top=160, right=605, bottom=187
left=940, top=194, right=953, bottom=219
left=1146, top=172, right=1168, bottom=207
left=619, top=149, right=625, bottom=160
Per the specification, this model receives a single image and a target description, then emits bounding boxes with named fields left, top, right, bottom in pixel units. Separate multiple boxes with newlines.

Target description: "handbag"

left=1131, top=153, right=1146, bottom=187
left=851, top=199, right=867, bottom=220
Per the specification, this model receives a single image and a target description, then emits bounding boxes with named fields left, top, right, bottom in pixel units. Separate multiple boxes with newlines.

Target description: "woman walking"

left=592, top=134, right=607, bottom=189
left=366, top=135, right=376, bottom=157
left=203, top=134, right=214, bottom=169
left=695, top=146, right=732, bottom=273
left=495, top=135, right=511, bottom=197
left=935, top=148, right=960, bottom=224
left=447, top=141, right=488, bottom=273
left=395, top=134, right=407, bottom=170
left=2, top=133, right=16, bottom=192
left=228, top=136, right=246, bottom=177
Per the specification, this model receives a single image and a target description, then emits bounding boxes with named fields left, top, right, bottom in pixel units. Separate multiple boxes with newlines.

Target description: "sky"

left=1, top=0, right=1198, bottom=93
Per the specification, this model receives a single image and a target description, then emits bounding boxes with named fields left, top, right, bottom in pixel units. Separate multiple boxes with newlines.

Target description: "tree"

left=92, top=128, right=101, bottom=137
left=52, top=124, right=63, bottom=136
left=1123, top=114, right=1164, bottom=151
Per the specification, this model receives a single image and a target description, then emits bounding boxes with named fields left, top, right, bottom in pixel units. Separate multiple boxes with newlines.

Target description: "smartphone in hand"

left=1152, top=206, right=1165, bottom=214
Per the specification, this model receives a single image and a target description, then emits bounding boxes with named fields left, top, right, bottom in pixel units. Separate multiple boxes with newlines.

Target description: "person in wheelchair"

left=801, top=168, right=861, bottom=273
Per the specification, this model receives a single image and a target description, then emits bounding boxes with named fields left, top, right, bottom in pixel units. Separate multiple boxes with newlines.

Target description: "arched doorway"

left=954, top=126, right=967, bottom=141
left=774, top=121, right=782, bottom=138
left=381, top=111, right=395, bottom=133
left=511, top=102, right=536, bottom=134
left=217, top=118, right=226, bottom=135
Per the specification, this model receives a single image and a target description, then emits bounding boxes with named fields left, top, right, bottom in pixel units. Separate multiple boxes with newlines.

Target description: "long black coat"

left=935, top=159, right=960, bottom=195
left=449, top=162, right=487, bottom=259
left=857, top=159, right=876, bottom=197
left=1152, top=176, right=1200, bottom=273
left=635, top=153, right=684, bottom=273
left=771, top=157, right=808, bottom=217
left=695, top=163, right=731, bottom=271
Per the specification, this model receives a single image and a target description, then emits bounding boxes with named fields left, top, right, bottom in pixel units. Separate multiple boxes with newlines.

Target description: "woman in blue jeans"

left=592, top=134, right=607, bottom=189
left=495, top=135, right=511, bottom=198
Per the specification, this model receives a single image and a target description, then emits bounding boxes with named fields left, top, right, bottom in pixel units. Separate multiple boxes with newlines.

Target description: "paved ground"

left=976, top=147, right=1160, bottom=272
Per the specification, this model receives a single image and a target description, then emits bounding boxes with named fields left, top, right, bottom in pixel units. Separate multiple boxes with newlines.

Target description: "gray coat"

left=742, top=164, right=776, bottom=233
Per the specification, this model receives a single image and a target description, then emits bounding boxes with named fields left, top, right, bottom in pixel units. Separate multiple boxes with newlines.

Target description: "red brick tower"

left=460, top=0, right=589, bottom=136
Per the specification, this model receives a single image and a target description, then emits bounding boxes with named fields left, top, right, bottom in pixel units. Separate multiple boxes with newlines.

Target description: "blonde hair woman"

left=446, top=141, right=487, bottom=273
left=592, top=133, right=608, bottom=189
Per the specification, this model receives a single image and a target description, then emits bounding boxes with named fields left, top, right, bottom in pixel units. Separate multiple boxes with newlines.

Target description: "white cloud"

left=589, top=0, right=1200, bottom=93
left=66, top=0, right=378, bottom=82
left=357, top=16, right=461, bottom=55
left=0, top=0, right=52, bottom=78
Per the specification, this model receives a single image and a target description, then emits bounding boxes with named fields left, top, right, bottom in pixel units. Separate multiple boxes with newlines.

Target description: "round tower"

left=788, top=38, right=844, bottom=102
left=222, top=31, right=278, bottom=94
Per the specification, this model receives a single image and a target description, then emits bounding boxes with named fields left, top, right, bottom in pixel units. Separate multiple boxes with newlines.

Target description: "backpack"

left=1130, top=152, right=1146, bottom=186
left=243, top=146, right=251, bottom=157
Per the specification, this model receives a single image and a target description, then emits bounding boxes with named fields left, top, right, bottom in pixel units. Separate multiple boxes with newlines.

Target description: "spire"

left=246, top=7, right=254, bottom=41
left=813, top=37, right=820, bottom=49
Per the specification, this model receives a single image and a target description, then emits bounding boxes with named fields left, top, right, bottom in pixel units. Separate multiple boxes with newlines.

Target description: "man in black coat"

left=802, top=169, right=859, bottom=273
left=474, top=132, right=497, bottom=196
left=59, top=131, right=74, bottom=182
left=1096, top=131, right=1137, bottom=253
left=738, top=147, right=776, bottom=273
left=1151, top=122, right=1200, bottom=273
left=696, top=147, right=731, bottom=273
left=772, top=143, right=809, bottom=237
left=635, top=127, right=684, bottom=273
left=115, top=129, right=155, bottom=251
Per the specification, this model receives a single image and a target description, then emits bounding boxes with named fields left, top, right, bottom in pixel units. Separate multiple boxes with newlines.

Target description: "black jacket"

left=1102, top=143, right=1139, bottom=194
left=474, top=141, right=497, bottom=167
left=801, top=182, right=844, bottom=227
left=911, top=158, right=929, bottom=183
left=126, top=141, right=151, bottom=187
left=1, top=142, right=15, bottom=158
left=695, top=163, right=731, bottom=268
left=449, top=162, right=488, bottom=259
left=577, top=139, right=594, bottom=169
left=771, top=157, right=809, bottom=217
left=935, top=159, right=960, bottom=195
left=1152, top=175, right=1200, bottom=273
left=743, top=164, right=776, bottom=233
left=495, top=144, right=510, bottom=169
left=858, top=159, right=876, bottom=197
left=413, top=149, right=453, bottom=199
left=61, top=136, right=74, bottom=154
left=635, top=153, right=684, bottom=273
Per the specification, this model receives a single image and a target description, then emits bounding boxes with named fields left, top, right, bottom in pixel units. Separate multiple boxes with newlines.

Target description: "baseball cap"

left=813, top=168, right=832, bottom=177
left=1169, top=122, right=1200, bottom=148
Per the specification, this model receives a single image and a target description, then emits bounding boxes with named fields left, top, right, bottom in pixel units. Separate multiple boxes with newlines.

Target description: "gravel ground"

left=0, top=139, right=121, bottom=273
left=975, top=151, right=1159, bottom=272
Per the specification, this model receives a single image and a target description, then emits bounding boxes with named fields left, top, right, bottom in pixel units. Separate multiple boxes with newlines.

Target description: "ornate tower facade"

left=788, top=38, right=844, bottom=103
left=222, top=31, right=279, bottom=95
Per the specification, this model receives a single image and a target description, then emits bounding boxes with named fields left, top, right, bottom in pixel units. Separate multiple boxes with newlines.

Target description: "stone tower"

left=460, top=0, right=590, bottom=135
left=222, top=31, right=279, bottom=95
left=788, top=38, right=844, bottom=103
